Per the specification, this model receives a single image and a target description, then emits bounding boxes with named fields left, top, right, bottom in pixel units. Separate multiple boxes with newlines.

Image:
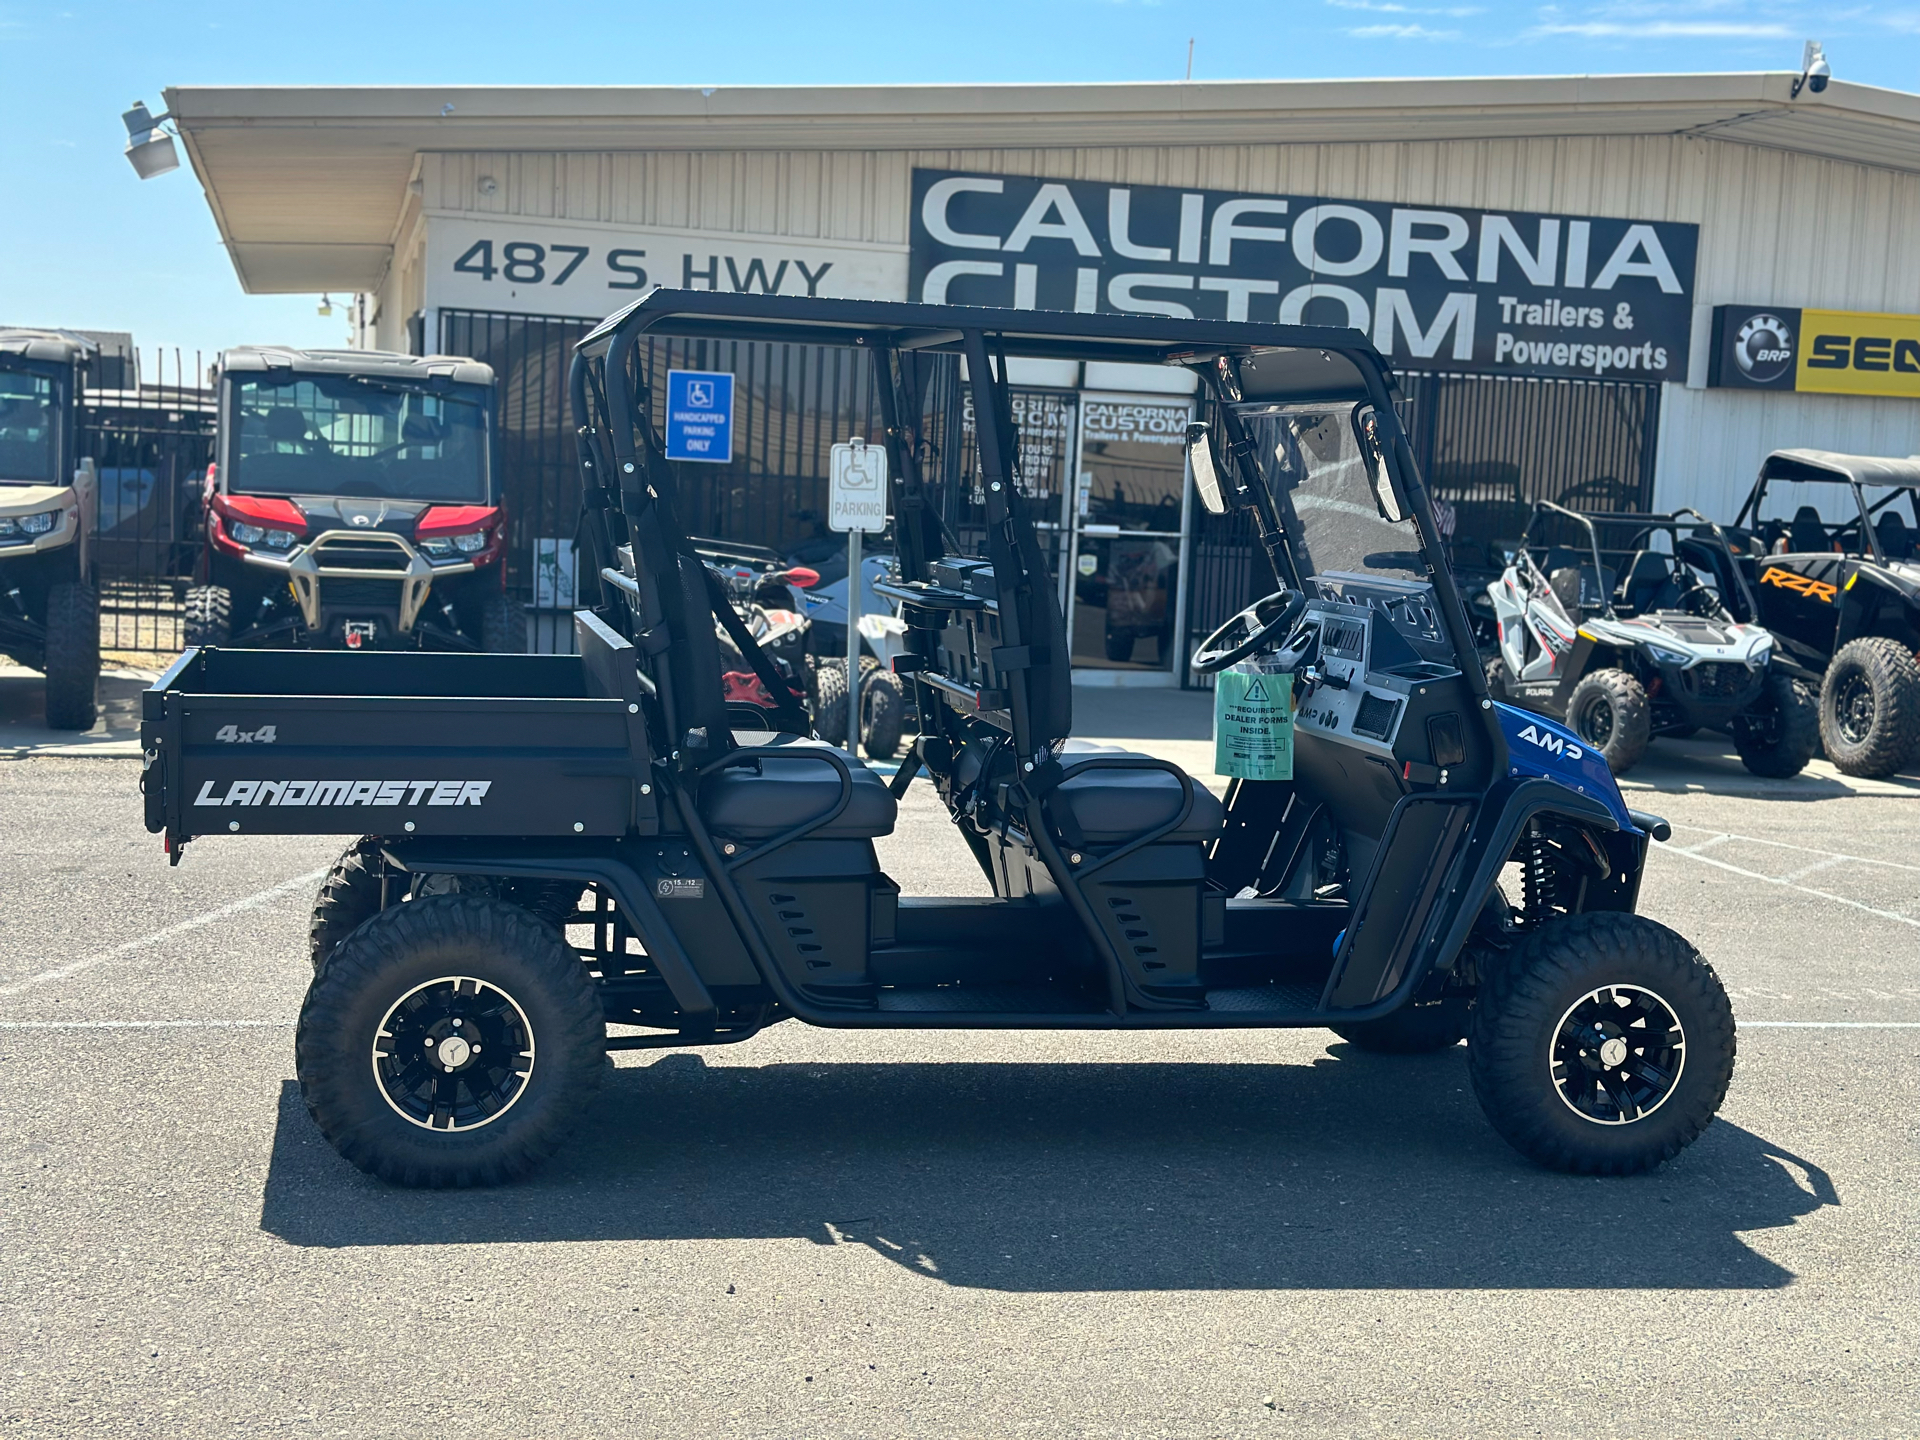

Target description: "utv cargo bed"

left=141, top=619, right=656, bottom=851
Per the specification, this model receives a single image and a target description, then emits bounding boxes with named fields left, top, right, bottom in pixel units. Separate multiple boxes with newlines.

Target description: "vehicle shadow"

left=259, top=1046, right=1835, bottom=1291
left=1620, top=733, right=1920, bottom=798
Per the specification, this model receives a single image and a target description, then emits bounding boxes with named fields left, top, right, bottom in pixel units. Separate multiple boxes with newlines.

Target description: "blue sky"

left=4, top=1, right=1916, bottom=363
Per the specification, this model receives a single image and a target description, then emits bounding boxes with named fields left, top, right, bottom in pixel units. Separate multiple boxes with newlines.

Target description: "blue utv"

left=140, top=292, right=1735, bottom=1187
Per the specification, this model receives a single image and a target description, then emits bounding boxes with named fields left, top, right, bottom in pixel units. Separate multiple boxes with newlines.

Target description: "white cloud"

left=1529, top=18, right=1793, bottom=34
left=1348, top=20, right=1468, bottom=36
left=1328, top=0, right=1483, bottom=13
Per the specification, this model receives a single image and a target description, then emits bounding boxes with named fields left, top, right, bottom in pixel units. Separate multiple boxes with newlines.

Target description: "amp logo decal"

left=1515, top=723, right=1586, bottom=762
left=1760, top=567, right=1837, bottom=603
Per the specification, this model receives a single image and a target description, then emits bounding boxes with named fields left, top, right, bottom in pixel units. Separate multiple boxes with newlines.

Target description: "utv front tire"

left=1467, top=912, right=1735, bottom=1175
left=1332, top=997, right=1470, bottom=1054
left=309, top=837, right=387, bottom=972
left=1566, top=669, right=1651, bottom=773
left=297, top=895, right=605, bottom=1188
left=1732, top=670, right=1818, bottom=778
left=41, top=581, right=100, bottom=731
left=475, top=587, right=522, bottom=653
left=1818, top=637, right=1920, bottom=778
left=183, top=584, right=231, bottom=649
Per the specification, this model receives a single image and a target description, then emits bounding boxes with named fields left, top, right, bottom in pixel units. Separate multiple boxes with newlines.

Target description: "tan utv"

left=0, top=330, right=100, bottom=730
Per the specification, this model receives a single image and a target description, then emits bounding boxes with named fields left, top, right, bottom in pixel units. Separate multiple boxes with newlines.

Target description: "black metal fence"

left=81, top=350, right=215, bottom=656
left=1181, top=372, right=1662, bottom=686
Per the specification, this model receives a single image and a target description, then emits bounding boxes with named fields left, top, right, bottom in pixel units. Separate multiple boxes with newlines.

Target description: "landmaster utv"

left=140, top=292, right=1733, bottom=1187
left=0, top=329, right=101, bottom=729
left=186, top=347, right=519, bottom=653
left=1729, top=449, right=1920, bottom=778
left=1485, top=501, right=1815, bottom=776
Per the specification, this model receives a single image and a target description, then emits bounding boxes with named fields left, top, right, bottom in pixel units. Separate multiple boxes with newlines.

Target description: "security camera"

left=1792, top=40, right=1830, bottom=98
left=123, top=100, right=180, bottom=180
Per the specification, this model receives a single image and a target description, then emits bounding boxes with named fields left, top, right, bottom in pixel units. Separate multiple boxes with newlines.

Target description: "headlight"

left=1747, top=637, right=1772, bottom=669
left=1643, top=644, right=1690, bottom=667
left=229, top=521, right=266, bottom=545
left=452, top=529, right=487, bottom=553
left=262, top=529, right=300, bottom=551
left=420, top=536, right=455, bottom=558
left=0, top=509, right=60, bottom=538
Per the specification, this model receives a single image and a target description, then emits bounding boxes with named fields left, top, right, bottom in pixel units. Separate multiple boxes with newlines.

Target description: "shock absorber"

left=1520, top=818, right=1557, bottom=925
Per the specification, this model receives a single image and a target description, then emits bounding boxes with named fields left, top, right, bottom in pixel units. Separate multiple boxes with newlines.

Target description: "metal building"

left=165, top=74, right=1920, bottom=678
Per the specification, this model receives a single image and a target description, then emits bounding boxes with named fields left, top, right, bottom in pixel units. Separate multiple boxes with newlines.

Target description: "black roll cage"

left=567, top=289, right=1493, bottom=763
left=1516, top=501, right=1759, bottom=624
left=1736, top=450, right=1920, bottom=567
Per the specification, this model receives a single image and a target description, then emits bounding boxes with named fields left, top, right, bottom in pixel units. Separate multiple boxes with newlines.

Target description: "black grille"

left=318, top=578, right=404, bottom=610
left=1684, top=663, right=1752, bottom=699
left=1353, top=692, right=1402, bottom=740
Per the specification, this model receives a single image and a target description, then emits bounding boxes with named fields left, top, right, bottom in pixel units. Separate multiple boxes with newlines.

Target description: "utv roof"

left=577, top=290, right=1391, bottom=404
left=1758, top=448, right=1920, bottom=487
left=217, top=345, right=493, bottom=388
left=0, top=329, right=97, bottom=366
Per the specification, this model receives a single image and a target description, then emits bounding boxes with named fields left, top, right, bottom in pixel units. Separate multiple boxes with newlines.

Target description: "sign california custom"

left=909, top=169, right=1698, bottom=383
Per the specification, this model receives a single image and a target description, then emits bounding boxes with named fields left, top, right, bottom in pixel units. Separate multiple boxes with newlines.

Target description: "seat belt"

left=695, top=558, right=813, bottom=738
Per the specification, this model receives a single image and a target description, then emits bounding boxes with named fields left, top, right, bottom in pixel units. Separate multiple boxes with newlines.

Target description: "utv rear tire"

left=809, top=655, right=851, bottom=744
left=860, top=664, right=906, bottom=761
left=41, top=581, right=99, bottom=731
left=1566, top=669, right=1651, bottom=773
left=1732, top=671, right=1818, bottom=778
left=183, top=584, right=231, bottom=649
left=1467, top=912, right=1735, bottom=1175
left=310, top=837, right=387, bottom=973
left=1332, top=998, right=1470, bottom=1054
left=1818, top=637, right=1920, bottom=778
left=296, top=895, right=605, bottom=1188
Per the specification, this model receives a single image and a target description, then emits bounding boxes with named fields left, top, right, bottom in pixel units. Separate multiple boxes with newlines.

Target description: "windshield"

left=227, top=375, right=489, bottom=502
left=0, top=368, right=58, bottom=484
left=1237, top=401, right=1424, bottom=584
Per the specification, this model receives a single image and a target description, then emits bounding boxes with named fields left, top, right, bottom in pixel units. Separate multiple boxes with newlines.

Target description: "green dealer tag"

left=1214, top=665, right=1294, bottom=781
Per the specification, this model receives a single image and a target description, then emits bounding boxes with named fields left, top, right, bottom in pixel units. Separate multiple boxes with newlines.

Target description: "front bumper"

left=241, top=529, right=474, bottom=636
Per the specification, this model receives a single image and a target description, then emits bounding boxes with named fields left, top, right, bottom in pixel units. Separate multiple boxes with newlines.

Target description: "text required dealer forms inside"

left=426, top=169, right=1696, bottom=386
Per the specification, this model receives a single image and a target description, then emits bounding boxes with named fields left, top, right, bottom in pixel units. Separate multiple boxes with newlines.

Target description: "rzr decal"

left=1760, top=567, right=1837, bottom=603
left=193, top=779, right=492, bottom=807
left=1514, top=723, right=1587, bottom=762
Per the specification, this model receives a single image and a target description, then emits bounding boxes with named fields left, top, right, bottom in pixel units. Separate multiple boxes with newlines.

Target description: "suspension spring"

left=1520, top=819, right=1558, bottom=925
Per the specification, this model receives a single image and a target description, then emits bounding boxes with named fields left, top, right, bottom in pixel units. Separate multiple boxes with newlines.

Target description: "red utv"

left=185, top=347, right=520, bottom=652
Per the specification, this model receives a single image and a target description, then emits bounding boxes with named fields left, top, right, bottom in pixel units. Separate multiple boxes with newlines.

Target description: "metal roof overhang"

left=163, top=73, right=1920, bottom=295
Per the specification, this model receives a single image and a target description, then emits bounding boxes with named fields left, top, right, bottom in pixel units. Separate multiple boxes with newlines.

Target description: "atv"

left=1727, top=449, right=1920, bottom=778
left=185, top=346, right=521, bottom=653
left=0, top=330, right=101, bottom=730
left=141, top=291, right=1733, bottom=1187
left=1485, top=501, right=1815, bottom=777
left=692, top=536, right=905, bottom=760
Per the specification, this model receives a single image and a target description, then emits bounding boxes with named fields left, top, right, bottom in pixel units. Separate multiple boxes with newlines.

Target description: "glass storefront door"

left=1065, top=394, right=1195, bottom=672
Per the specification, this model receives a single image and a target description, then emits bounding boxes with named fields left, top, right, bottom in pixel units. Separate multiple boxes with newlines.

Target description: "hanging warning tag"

left=1214, top=663, right=1294, bottom=781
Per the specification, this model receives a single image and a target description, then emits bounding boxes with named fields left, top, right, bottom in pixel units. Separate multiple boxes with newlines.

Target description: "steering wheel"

left=1190, top=588, right=1308, bottom=674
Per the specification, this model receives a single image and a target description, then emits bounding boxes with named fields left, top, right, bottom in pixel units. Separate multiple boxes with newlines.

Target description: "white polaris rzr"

left=1485, top=502, right=1815, bottom=776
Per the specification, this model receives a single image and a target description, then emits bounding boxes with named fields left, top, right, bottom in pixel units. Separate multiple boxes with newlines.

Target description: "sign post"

left=828, top=438, right=888, bottom=753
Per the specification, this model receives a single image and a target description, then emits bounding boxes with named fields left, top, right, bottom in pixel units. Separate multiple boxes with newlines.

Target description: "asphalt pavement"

left=0, top=684, right=1916, bottom=1438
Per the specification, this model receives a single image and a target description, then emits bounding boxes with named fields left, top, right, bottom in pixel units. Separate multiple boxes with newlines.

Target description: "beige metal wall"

left=406, top=135, right=1920, bottom=517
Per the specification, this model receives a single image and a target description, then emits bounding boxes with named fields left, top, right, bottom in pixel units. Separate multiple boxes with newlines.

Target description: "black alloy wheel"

left=1548, top=984, right=1685, bottom=1125
left=372, top=976, right=534, bottom=1131
left=1832, top=670, right=1875, bottom=746
left=1580, top=694, right=1616, bottom=747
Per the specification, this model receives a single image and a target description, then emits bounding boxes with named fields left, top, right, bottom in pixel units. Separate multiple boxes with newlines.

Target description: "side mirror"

left=1186, top=422, right=1227, bottom=515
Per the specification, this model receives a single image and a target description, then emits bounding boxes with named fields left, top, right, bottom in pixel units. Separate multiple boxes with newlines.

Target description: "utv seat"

left=1788, top=506, right=1831, bottom=554
left=1875, top=511, right=1914, bottom=562
left=699, top=731, right=898, bottom=840
left=1050, top=740, right=1226, bottom=844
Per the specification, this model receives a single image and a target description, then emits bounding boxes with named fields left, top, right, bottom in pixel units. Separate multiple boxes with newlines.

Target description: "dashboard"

left=1289, top=574, right=1462, bottom=758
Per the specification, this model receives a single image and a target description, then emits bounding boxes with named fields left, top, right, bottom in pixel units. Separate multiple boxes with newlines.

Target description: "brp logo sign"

left=1735, top=312, right=1795, bottom=382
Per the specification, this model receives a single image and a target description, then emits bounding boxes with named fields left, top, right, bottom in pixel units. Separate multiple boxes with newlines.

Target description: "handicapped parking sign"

left=665, top=369, right=734, bottom=462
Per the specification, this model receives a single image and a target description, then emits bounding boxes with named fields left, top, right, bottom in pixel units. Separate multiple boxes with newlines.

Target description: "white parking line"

left=1670, top=824, right=1920, bottom=873
left=1658, top=840, right=1920, bottom=930
left=0, top=1020, right=290, bottom=1029
left=0, top=868, right=328, bottom=998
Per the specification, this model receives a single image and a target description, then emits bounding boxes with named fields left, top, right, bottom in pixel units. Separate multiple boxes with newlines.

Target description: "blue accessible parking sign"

left=664, top=370, right=734, bottom=462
